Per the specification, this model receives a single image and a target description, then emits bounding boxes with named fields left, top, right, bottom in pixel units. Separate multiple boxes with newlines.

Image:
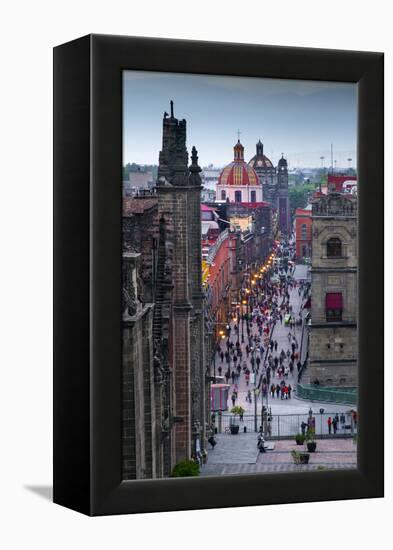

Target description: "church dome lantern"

left=248, top=140, right=274, bottom=170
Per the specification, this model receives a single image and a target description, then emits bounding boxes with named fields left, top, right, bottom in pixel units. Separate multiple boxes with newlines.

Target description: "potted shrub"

left=229, top=405, right=244, bottom=434
left=291, top=450, right=310, bottom=465
left=295, top=432, right=306, bottom=445
left=299, top=452, right=310, bottom=464
left=306, top=434, right=317, bottom=453
left=171, top=459, right=200, bottom=477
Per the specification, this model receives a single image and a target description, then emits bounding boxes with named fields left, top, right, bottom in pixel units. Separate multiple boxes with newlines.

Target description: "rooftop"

left=122, top=197, right=158, bottom=216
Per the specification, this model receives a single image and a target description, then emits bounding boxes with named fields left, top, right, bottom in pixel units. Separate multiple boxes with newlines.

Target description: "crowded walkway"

left=211, top=239, right=312, bottom=415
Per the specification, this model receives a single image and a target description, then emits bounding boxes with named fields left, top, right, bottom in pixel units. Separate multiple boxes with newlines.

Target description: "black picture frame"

left=53, top=34, right=384, bottom=516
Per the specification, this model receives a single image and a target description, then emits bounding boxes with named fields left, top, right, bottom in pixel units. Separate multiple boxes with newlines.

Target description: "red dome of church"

left=218, top=140, right=260, bottom=187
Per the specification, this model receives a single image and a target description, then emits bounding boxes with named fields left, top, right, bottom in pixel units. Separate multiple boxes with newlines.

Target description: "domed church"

left=216, top=140, right=263, bottom=204
left=249, top=140, right=291, bottom=235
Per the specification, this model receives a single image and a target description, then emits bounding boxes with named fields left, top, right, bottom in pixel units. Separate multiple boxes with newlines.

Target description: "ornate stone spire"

left=189, top=146, right=202, bottom=186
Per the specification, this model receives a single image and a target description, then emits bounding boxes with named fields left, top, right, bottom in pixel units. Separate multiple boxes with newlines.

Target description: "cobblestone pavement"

left=206, top=433, right=259, bottom=465
left=201, top=434, right=357, bottom=476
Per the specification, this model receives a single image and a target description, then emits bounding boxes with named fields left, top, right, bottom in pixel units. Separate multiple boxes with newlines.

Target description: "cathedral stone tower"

left=308, top=192, right=358, bottom=387
left=277, top=154, right=290, bottom=235
left=155, top=101, right=206, bottom=467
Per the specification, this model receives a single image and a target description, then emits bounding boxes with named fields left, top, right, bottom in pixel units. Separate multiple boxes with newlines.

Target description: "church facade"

left=248, top=140, right=291, bottom=235
left=216, top=140, right=262, bottom=204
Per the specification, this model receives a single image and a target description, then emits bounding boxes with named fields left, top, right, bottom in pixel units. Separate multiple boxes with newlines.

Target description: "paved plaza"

left=201, top=433, right=357, bottom=476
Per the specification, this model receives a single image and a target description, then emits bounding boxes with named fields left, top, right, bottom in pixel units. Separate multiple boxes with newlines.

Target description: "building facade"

left=308, top=192, right=358, bottom=387
left=295, top=206, right=312, bottom=260
left=123, top=166, right=154, bottom=197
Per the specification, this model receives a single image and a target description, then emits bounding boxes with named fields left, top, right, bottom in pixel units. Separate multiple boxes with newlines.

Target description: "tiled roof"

left=122, top=197, right=158, bottom=216
left=218, top=161, right=260, bottom=186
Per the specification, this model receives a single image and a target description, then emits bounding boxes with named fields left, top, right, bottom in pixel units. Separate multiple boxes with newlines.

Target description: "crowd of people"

left=213, top=239, right=310, bottom=409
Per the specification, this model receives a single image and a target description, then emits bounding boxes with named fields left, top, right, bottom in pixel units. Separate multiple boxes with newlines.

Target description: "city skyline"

left=123, top=70, right=357, bottom=169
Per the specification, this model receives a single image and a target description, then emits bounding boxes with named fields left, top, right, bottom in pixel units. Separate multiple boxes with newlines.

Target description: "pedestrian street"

left=211, top=263, right=307, bottom=415
left=210, top=262, right=356, bottom=420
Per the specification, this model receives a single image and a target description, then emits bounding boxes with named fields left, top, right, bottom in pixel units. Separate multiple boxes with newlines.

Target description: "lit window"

left=325, top=292, right=343, bottom=322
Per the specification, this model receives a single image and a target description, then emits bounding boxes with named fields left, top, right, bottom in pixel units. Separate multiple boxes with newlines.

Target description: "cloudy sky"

left=123, top=71, right=357, bottom=169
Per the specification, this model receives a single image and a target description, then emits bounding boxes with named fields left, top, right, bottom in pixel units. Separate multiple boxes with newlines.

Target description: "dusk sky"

left=123, top=71, right=357, bottom=169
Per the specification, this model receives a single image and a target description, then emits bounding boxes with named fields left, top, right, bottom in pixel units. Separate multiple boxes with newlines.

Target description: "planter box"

left=230, top=425, right=240, bottom=435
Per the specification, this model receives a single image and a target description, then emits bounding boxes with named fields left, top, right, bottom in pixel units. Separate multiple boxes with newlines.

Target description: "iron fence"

left=213, top=412, right=357, bottom=439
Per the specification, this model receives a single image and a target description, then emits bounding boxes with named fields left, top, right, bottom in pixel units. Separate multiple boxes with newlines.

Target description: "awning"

left=326, top=292, right=343, bottom=309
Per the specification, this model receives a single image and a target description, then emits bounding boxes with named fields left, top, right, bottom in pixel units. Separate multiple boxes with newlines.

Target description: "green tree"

left=288, top=182, right=317, bottom=214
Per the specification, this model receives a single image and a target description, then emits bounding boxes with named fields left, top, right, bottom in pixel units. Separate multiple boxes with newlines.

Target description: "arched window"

left=235, top=190, right=242, bottom=203
left=327, top=237, right=342, bottom=257
left=221, top=190, right=226, bottom=200
left=250, top=190, right=256, bottom=203
left=301, top=224, right=307, bottom=240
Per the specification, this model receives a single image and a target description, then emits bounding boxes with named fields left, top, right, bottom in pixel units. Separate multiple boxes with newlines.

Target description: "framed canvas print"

left=53, top=34, right=383, bottom=516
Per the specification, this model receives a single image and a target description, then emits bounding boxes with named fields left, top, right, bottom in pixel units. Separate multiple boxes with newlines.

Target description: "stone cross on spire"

left=237, top=129, right=241, bottom=141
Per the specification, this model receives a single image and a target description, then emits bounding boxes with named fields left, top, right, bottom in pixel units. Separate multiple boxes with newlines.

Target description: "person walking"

left=287, top=384, right=292, bottom=399
left=274, top=340, right=278, bottom=352
left=327, top=416, right=332, bottom=435
left=332, top=416, right=338, bottom=434
left=276, top=385, right=280, bottom=399
left=231, top=393, right=236, bottom=406
left=270, top=383, right=275, bottom=398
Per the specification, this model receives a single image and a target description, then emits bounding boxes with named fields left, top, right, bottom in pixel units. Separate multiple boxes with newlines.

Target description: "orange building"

left=295, top=206, right=312, bottom=260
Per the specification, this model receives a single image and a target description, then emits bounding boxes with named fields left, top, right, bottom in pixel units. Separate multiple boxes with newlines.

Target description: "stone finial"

left=189, top=146, right=202, bottom=174
left=170, top=100, right=174, bottom=118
